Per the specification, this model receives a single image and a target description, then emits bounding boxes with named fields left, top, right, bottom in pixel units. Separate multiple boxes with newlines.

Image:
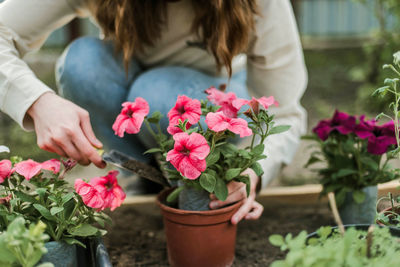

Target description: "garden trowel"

left=101, top=149, right=170, bottom=187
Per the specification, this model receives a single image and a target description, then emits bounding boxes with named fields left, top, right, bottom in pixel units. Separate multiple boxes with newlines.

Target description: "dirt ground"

left=103, top=201, right=334, bottom=266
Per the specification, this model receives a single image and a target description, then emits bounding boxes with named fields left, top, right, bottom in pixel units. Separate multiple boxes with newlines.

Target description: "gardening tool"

left=102, top=149, right=170, bottom=187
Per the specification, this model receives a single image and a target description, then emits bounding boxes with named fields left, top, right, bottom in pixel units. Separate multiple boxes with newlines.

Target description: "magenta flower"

left=365, top=121, right=397, bottom=155
left=41, top=159, right=61, bottom=174
left=205, top=111, right=253, bottom=138
left=166, top=132, right=210, bottom=179
left=13, top=159, right=42, bottom=180
left=74, top=179, right=104, bottom=209
left=168, top=95, right=202, bottom=127
left=112, top=98, right=150, bottom=137
left=90, top=170, right=126, bottom=211
left=313, top=110, right=356, bottom=141
left=0, top=160, right=12, bottom=183
left=205, top=87, right=248, bottom=118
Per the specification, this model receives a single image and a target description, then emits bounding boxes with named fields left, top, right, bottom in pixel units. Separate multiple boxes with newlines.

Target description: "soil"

left=104, top=201, right=334, bottom=266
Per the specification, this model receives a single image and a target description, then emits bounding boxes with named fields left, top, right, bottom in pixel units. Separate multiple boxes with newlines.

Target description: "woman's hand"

left=27, top=92, right=105, bottom=168
left=209, top=168, right=264, bottom=225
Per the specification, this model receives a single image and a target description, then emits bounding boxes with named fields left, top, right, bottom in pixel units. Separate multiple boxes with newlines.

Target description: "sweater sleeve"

left=0, top=0, right=88, bottom=130
left=247, top=0, right=308, bottom=188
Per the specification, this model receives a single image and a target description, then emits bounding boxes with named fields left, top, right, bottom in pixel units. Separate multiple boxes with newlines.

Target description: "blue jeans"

left=56, top=37, right=250, bottom=163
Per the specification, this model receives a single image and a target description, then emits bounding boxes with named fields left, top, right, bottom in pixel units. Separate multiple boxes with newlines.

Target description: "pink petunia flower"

left=205, top=111, right=253, bottom=138
left=41, top=159, right=61, bottom=174
left=0, top=160, right=12, bottom=183
left=168, top=95, right=201, bottom=127
left=90, top=170, right=126, bottom=211
left=166, top=132, right=210, bottom=180
left=112, top=98, right=150, bottom=137
left=237, top=96, right=279, bottom=114
left=205, top=87, right=248, bottom=118
left=74, top=179, right=104, bottom=209
left=13, top=159, right=42, bottom=180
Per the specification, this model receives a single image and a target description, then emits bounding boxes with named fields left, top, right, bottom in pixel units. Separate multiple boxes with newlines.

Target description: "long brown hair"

left=93, top=0, right=258, bottom=76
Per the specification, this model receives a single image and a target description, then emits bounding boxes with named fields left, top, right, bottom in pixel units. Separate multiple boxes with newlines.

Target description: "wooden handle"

left=328, top=192, right=345, bottom=235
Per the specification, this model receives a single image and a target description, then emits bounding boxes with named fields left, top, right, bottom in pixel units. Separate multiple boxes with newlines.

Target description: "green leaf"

left=147, top=111, right=163, bottom=123
left=352, top=190, right=366, bottom=204
left=50, top=206, right=64, bottom=215
left=336, top=169, right=357, bottom=178
left=61, top=192, right=74, bottom=205
left=166, top=187, right=184, bottom=203
left=360, top=157, right=379, bottom=171
left=64, top=238, right=86, bottom=248
left=144, top=148, right=162, bottom=155
left=14, top=191, right=37, bottom=204
left=269, top=235, right=285, bottom=246
left=236, top=175, right=251, bottom=196
left=252, top=144, right=265, bottom=155
left=206, top=150, right=220, bottom=166
left=251, top=162, right=264, bottom=176
left=199, top=173, right=216, bottom=193
left=269, top=125, right=291, bottom=135
left=36, top=188, right=47, bottom=198
left=372, top=86, right=390, bottom=97
left=33, top=204, right=54, bottom=221
left=304, top=156, right=322, bottom=168
left=214, top=178, right=228, bottom=201
left=225, top=168, right=241, bottom=181
left=68, top=223, right=99, bottom=237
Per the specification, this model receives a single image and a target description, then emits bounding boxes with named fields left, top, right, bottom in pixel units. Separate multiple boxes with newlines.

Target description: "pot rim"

left=156, top=188, right=243, bottom=216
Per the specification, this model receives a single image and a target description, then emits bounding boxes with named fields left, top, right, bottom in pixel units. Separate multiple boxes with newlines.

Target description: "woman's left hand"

left=209, top=168, right=264, bottom=225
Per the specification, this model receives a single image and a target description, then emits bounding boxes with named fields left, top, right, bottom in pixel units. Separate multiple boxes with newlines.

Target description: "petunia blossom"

left=237, top=96, right=279, bottom=114
left=41, top=159, right=61, bottom=174
left=166, top=132, right=210, bottom=179
left=205, top=87, right=248, bottom=118
left=313, top=110, right=356, bottom=141
left=167, top=95, right=201, bottom=128
left=13, top=159, right=42, bottom=180
left=0, top=160, right=12, bottom=183
left=205, top=111, right=253, bottom=138
left=365, top=121, right=397, bottom=155
left=90, top=170, right=126, bottom=211
left=112, top=97, right=150, bottom=137
left=74, top=179, right=104, bottom=209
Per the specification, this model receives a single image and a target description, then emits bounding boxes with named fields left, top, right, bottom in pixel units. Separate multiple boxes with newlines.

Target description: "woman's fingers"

left=79, top=111, right=103, bottom=148
left=244, top=201, right=264, bottom=220
left=231, top=198, right=263, bottom=225
left=72, top=129, right=105, bottom=168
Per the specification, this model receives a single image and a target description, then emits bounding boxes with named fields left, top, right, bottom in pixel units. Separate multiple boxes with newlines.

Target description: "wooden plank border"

left=123, top=180, right=400, bottom=206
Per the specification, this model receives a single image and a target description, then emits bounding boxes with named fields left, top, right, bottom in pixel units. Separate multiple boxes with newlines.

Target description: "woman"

left=0, top=0, right=307, bottom=224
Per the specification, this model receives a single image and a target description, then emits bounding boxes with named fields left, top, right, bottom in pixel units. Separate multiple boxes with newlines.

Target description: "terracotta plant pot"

left=157, top=188, right=242, bottom=267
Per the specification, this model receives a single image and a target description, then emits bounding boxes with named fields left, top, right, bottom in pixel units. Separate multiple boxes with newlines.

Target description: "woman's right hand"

left=27, top=92, right=106, bottom=168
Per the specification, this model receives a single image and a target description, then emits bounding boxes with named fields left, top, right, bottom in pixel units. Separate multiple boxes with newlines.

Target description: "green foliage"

left=0, top=157, right=110, bottom=247
left=376, top=192, right=400, bottom=227
left=270, top=226, right=400, bottom=267
left=0, top=217, right=51, bottom=267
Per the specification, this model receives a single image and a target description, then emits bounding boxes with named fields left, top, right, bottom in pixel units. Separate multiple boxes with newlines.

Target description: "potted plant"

left=0, top=146, right=125, bottom=266
left=112, top=87, right=289, bottom=267
left=269, top=225, right=400, bottom=267
left=304, top=110, right=399, bottom=224
left=0, top=217, right=51, bottom=267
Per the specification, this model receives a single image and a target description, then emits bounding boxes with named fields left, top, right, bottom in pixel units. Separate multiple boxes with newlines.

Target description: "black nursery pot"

left=39, top=238, right=112, bottom=267
left=307, top=224, right=400, bottom=240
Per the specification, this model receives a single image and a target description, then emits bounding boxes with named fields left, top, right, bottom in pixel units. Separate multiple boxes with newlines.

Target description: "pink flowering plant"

left=304, top=110, right=400, bottom=206
left=113, top=86, right=289, bottom=210
left=0, top=146, right=125, bottom=247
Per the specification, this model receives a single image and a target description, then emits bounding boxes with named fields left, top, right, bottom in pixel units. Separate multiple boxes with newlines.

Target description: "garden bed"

left=104, top=200, right=334, bottom=266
